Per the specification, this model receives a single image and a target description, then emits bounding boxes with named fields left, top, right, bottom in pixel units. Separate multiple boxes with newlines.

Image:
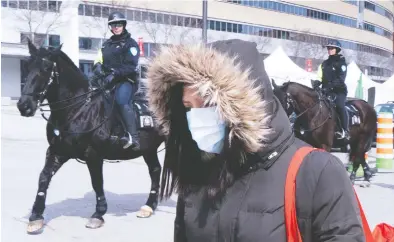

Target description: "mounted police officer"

left=316, top=39, right=349, bottom=141
left=92, top=11, right=140, bottom=149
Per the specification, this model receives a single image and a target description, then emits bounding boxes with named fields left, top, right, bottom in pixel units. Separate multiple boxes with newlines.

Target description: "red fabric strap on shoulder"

left=284, top=146, right=373, bottom=242
left=285, top=146, right=317, bottom=242
left=354, top=190, right=374, bottom=241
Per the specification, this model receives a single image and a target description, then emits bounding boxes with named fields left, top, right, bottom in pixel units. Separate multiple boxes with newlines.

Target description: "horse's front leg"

left=85, top=154, right=107, bottom=229
left=136, top=152, right=162, bottom=218
left=27, top=146, right=69, bottom=234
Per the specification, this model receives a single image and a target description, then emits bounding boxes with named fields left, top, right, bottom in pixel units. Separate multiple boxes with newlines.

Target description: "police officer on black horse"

left=92, top=11, right=140, bottom=149
left=315, top=39, right=350, bottom=141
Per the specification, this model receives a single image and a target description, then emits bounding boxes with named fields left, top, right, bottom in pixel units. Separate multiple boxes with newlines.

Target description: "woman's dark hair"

left=159, top=84, right=247, bottom=201
left=159, top=83, right=197, bottom=200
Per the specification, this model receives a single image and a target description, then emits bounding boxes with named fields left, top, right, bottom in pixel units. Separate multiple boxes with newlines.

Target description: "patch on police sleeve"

left=130, top=47, right=138, bottom=56
left=341, top=65, right=347, bottom=72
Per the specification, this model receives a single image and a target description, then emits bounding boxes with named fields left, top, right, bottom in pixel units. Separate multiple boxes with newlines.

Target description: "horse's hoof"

left=27, top=219, right=44, bottom=234
left=136, top=205, right=154, bottom=218
left=370, top=167, right=378, bottom=175
left=85, top=218, right=104, bottom=229
left=359, top=181, right=371, bottom=188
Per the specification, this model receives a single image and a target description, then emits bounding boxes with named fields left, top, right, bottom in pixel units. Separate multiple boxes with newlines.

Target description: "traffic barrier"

left=376, top=112, right=393, bottom=170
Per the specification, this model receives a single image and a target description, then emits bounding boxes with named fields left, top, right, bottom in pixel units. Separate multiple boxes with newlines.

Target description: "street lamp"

left=202, top=0, right=208, bottom=45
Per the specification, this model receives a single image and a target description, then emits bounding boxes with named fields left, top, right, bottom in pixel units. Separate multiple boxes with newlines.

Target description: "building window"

left=140, top=65, right=147, bottom=79
left=20, top=32, right=60, bottom=47
left=29, top=0, right=38, bottom=10
left=8, top=1, right=17, bottom=8
left=85, top=4, right=93, bottom=16
left=34, top=34, right=47, bottom=46
left=79, top=37, right=102, bottom=50
left=79, top=62, right=94, bottom=79
left=38, top=0, right=47, bottom=11
left=78, top=4, right=84, bottom=15
left=79, top=38, right=92, bottom=50
left=48, top=1, right=57, bottom=12
left=19, top=0, right=28, bottom=9
left=20, top=59, right=29, bottom=92
left=91, top=6, right=100, bottom=17
left=48, top=35, right=61, bottom=47
left=344, top=0, right=393, bottom=21
left=75, top=3, right=392, bottom=58
left=20, top=33, right=33, bottom=44
left=225, top=0, right=392, bottom=39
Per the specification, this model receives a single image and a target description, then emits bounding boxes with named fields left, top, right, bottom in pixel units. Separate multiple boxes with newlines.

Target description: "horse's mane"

left=284, top=81, right=318, bottom=100
left=37, top=47, right=90, bottom=91
left=57, top=50, right=89, bottom=82
left=286, top=82, right=313, bottom=92
left=40, top=46, right=88, bottom=82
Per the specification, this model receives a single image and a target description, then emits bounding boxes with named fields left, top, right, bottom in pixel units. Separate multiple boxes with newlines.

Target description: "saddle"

left=320, top=90, right=361, bottom=146
left=100, top=81, right=156, bottom=145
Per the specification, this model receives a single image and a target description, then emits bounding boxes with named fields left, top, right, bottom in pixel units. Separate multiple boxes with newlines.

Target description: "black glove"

left=103, top=73, right=115, bottom=88
left=312, top=80, right=321, bottom=89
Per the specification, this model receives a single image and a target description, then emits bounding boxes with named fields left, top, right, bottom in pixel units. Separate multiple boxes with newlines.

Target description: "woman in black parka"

left=145, top=39, right=365, bottom=242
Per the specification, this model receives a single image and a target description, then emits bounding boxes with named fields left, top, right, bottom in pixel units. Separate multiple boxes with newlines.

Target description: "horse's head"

left=271, top=79, right=294, bottom=116
left=17, top=39, right=62, bottom=117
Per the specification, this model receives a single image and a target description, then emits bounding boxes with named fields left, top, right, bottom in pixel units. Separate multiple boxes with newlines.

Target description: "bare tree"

left=15, top=1, right=67, bottom=46
left=138, top=15, right=175, bottom=45
left=287, top=29, right=326, bottom=60
left=352, top=50, right=371, bottom=66
left=249, top=35, right=272, bottom=53
left=137, top=11, right=197, bottom=46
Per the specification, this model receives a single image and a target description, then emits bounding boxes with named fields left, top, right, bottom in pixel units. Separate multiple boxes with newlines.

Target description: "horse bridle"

left=22, top=57, right=113, bottom=136
left=285, top=88, right=332, bottom=133
left=22, top=57, right=59, bottom=106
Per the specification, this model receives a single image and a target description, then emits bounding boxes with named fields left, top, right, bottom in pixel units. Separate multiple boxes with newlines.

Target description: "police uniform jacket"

left=95, top=30, right=140, bottom=82
left=320, top=54, right=348, bottom=94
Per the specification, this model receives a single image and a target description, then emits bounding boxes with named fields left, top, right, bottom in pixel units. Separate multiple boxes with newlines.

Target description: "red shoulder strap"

left=284, top=146, right=374, bottom=242
left=354, top=191, right=374, bottom=242
left=285, top=146, right=317, bottom=242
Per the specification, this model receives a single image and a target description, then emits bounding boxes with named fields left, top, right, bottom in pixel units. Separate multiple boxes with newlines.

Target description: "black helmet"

left=108, top=11, right=127, bottom=26
left=325, top=39, right=342, bottom=52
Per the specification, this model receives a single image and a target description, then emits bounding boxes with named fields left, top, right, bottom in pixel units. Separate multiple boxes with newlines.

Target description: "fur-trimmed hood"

left=146, top=39, right=291, bottom=154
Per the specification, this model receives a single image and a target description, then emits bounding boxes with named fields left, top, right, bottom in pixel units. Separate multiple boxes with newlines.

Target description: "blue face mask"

left=186, top=106, right=226, bottom=154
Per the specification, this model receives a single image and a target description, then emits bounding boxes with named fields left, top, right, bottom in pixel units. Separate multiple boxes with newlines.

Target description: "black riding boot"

left=335, top=94, right=350, bottom=140
left=119, top=104, right=140, bottom=150
left=340, top=107, right=350, bottom=140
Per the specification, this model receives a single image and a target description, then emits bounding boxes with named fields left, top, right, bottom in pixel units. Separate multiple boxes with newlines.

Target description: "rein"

left=286, top=88, right=333, bottom=133
left=24, top=60, right=116, bottom=136
left=23, top=56, right=167, bottom=165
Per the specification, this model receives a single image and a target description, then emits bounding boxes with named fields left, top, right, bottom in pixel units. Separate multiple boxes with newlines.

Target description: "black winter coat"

left=145, top=39, right=365, bottom=242
left=99, top=30, right=140, bottom=81
left=174, top=137, right=364, bottom=242
left=321, top=54, right=348, bottom=94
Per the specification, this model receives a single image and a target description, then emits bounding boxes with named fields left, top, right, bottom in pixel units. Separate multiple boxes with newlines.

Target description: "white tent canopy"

left=345, top=61, right=380, bottom=100
left=264, top=46, right=317, bottom=88
left=374, top=74, right=394, bottom=105
left=381, top=75, right=394, bottom=89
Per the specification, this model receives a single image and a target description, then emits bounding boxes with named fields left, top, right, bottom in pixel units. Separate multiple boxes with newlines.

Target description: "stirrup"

left=335, top=130, right=344, bottom=139
left=122, top=132, right=134, bottom=149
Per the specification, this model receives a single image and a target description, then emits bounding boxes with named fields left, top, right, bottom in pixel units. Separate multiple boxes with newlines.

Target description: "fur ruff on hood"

left=146, top=42, right=276, bottom=153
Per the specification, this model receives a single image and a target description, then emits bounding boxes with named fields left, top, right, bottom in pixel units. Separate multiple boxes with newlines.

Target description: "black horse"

left=272, top=80, right=377, bottom=185
left=16, top=40, right=164, bottom=233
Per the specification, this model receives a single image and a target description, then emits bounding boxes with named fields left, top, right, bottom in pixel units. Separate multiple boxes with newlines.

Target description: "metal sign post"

left=202, top=0, right=208, bottom=45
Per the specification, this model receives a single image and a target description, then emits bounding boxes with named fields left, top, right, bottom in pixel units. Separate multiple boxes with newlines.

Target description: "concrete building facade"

left=1, top=0, right=393, bottom=99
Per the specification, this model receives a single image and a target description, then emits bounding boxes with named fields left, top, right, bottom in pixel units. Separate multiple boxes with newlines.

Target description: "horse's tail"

left=350, top=99, right=377, bottom=153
